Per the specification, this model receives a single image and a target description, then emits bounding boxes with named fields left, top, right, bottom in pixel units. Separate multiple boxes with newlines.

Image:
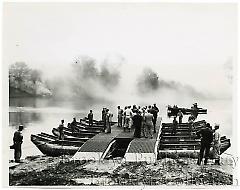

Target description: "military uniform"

left=118, top=108, right=123, bottom=127
left=196, top=127, right=213, bottom=165
left=13, top=129, right=23, bottom=162
left=213, top=129, right=221, bottom=164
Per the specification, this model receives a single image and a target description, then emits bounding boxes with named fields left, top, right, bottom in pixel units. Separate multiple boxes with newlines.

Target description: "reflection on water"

left=9, top=112, right=42, bottom=127
left=8, top=97, right=234, bottom=159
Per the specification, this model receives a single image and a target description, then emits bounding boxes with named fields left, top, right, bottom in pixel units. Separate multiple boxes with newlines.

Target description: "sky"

left=3, top=2, right=237, bottom=98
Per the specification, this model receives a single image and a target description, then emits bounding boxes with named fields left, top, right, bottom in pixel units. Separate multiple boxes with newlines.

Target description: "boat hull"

left=31, top=135, right=83, bottom=156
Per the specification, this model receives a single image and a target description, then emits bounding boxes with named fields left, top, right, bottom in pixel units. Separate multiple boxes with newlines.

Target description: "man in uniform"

left=152, top=103, right=159, bottom=133
left=58, top=119, right=64, bottom=140
left=141, top=107, right=147, bottom=138
left=177, top=109, right=183, bottom=124
left=124, top=106, right=133, bottom=132
left=191, top=103, right=199, bottom=120
left=105, top=109, right=113, bottom=133
left=145, top=109, right=154, bottom=138
left=70, top=118, right=78, bottom=132
left=13, top=125, right=24, bottom=163
left=172, top=117, right=178, bottom=135
left=196, top=123, right=213, bottom=165
left=102, top=108, right=107, bottom=131
left=188, top=114, right=195, bottom=136
left=132, top=110, right=143, bottom=138
left=213, top=124, right=221, bottom=165
left=88, top=110, right=93, bottom=127
left=117, top=106, right=123, bottom=127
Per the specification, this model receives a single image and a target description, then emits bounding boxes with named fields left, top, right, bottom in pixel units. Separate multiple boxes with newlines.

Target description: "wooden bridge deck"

left=72, top=117, right=162, bottom=162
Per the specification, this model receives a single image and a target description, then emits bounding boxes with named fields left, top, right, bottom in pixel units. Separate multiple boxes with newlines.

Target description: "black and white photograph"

left=2, top=1, right=238, bottom=187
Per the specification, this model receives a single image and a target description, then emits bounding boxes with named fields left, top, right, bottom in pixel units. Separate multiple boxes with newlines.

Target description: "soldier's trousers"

left=213, top=143, right=220, bottom=160
left=198, top=142, right=211, bottom=164
left=118, top=115, right=123, bottom=127
left=14, top=143, right=22, bottom=162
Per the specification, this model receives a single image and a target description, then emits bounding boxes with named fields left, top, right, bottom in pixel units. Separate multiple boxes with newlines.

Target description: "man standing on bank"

left=152, top=103, right=159, bottom=133
left=196, top=123, right=213, bottom=165
left=13, top=125, right=24, bottom=163
left=213, top=124, right=221, bottom=165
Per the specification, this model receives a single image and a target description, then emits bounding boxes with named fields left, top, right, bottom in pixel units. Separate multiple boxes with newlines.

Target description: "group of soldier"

left=171, top=106, right=221, bottom=166
left=196, top=123, right=221, bottom=165
left=116, top=104, right=159, bottom=138
left=172, top=103, right=200, bottom=135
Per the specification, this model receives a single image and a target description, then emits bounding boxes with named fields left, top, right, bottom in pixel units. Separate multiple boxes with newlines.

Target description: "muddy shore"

left=9, top=155, right=234, bottom=186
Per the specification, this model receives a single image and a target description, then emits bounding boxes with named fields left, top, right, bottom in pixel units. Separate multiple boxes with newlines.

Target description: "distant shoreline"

left=9, top=86, right=51, bottom=98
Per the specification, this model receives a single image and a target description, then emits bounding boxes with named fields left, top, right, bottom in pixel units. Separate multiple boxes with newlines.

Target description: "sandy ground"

left=9, top=155, right=233, bottom=186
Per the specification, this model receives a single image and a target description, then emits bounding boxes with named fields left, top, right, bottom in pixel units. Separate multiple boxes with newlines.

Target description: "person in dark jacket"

left=13, top=125, right=24, bottom=163
left=58, top=120, right=64, bottom=140
left=172, top=117, right=178, bottom=135
left=196, top=123, right=213, bottom=165
left=88, top=110, right=93, bottom=127
left=102, top=108, right=107, bottom=131
left=117, top=106, right=123, bottom=127
left=69, top=118, right=78, bottom=132
left=152, top=104, right=159, bottom=133
left=191, top=103, right=199, bottom=120
left=132, top=111, right=143, bottom=138
left=177, top=110, right=183, bottom=124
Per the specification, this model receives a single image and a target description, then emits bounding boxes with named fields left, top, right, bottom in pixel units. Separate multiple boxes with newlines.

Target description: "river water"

left=8, top=97, right=234, bottom=160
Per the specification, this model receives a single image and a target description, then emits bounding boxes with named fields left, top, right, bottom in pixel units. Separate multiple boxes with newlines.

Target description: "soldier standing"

left=152, top=103, right=159, bottom=133
left=117, top=106, right=123, bottom=127
left=105, top=109, right=113, bottom=133
left=196, top=123, right=213, bottom=165
left=191, top=103, right=199, bottom=120
left=13, top=125, right=24, bottom=163
left=132, top=111, right=143, bottom=138
left=124, top=106, right=133, bottom=132
left=88, top=110, right=93, bottom=127
left=177, top=110, right=183, bottom=124
left=58, top=119, right=64, bottom=140
left=102, top=108, right=107, bottom=131
left=141, top=108, right=147, bottom=138
left=145, top=110, right=154, bottom=138
left=172, top=117, right=178, bottom=135
left=213, top=124, right=221, bottom=165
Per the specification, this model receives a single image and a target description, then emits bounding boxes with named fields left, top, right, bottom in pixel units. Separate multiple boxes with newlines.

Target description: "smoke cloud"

left=34, top=55, right=231, bottom=109
left=137, top=67, right=206, bottom=99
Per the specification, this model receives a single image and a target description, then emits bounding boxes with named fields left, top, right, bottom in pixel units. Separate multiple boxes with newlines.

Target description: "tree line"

left=9, top=62, right=51, bottom=97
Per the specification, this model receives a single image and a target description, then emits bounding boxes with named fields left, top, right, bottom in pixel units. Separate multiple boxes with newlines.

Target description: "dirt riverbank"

left=9, top=155, right=233, bottom=186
